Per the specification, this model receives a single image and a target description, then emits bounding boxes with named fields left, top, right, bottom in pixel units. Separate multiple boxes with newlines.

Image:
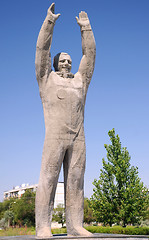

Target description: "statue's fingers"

left=55, top=13, right=61, bottom=20
left=76, top=16, right=79, bottom=23
left=79, top=11, right=87, bottom=19
left=82, top=11, right=87, bottom=18
left=79, top=12, right=82, bottom=18
left=49, top=2, right=55, bottom=13
left=83, top=11, right=88, bottom=18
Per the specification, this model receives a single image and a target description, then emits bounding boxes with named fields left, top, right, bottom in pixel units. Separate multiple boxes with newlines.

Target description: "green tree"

left=84, top=198, right=95, bottom=224
left=13, top=190, right=35, bottom=226
left=3, top=210, right=14, bottom=228
left=0, top=199, right=16, bottom=219
left=145, top=207, right=149, bottom=220
left=52, top=204, right=65, bottom=227
left=0, top=202, right=4, bottom=220
left=0, top=218, right=7, bottom=230
left=90, top=129, right=149, bottom=227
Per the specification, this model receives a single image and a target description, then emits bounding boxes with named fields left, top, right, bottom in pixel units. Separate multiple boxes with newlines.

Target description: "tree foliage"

left=0, top=190, right=35, bottom=228
left=52, top=204, right=65, bottom=227
left=84, top=198, right=95, bottom=224
left=12, top=190, right=35, bottom=226
left=144, top=208, right=149, bottom=220
left=3, top=210, right=14, bottom=228
left=0, top=198, right=15, bottom=220
left=90, top=129, right=149, bottom=227
left=0, top=218, right=7, bottom=230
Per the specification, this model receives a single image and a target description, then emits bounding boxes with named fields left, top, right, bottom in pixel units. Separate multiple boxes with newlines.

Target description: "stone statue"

left=35, top=2, right=96, bottom=238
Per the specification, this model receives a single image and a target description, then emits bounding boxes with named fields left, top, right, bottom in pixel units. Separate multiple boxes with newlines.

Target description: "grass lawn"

left=0, top=226, right=35, bottom=236
left=0, top=226, right=149, bottom=236
left=0, top=226, right=67, bottom=236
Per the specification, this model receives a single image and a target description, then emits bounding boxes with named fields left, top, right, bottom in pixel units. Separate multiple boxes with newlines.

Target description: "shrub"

left=85, top=226, right=149, bottom=235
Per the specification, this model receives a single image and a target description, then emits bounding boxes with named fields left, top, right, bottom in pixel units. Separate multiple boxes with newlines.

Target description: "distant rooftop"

left=3, top=182, right=64, bottom=207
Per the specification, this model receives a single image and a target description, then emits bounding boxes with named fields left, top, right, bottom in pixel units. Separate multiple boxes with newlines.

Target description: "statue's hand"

left=76, top=11, right=90, bottom=27
left=47, top=3, right=60, bottom=23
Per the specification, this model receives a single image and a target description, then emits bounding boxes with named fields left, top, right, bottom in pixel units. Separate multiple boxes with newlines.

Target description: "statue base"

left=0, top=234, right=148, bottom=240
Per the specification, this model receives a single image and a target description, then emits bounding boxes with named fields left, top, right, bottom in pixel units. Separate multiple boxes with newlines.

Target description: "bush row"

left=85, top=225, right=149, bottom=235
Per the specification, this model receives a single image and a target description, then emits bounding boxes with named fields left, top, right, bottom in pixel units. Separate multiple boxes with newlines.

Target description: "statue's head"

left=53, top=52, right=72, bottom=73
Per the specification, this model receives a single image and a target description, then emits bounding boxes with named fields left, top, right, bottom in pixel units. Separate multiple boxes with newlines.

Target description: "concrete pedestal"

left=0, top=234, right=148, bottom=240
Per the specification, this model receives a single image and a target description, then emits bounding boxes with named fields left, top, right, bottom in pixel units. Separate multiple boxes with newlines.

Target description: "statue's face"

left=58, top=53, right=72, bottom=73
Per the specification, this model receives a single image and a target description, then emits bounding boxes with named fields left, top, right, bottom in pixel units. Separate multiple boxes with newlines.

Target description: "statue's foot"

left=36, top=227, right=52, bottom=239
left=67, top=226, right=93, bottom=237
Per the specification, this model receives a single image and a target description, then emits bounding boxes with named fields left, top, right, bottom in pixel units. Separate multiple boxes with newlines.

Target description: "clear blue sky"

left=0, top=0, right=149, bottom=201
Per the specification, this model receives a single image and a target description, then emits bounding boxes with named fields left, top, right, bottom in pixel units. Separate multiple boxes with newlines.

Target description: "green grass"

left=51, top=227, right=67, bottom=234
left=0, top=226, right=67, bottom=236
left=0, top=225, right=149, bottom=236
left=0, top=226, right=35, bottom=236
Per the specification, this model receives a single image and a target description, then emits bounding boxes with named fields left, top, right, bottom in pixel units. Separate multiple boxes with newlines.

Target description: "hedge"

left=85, top=226, right=149, bottom=235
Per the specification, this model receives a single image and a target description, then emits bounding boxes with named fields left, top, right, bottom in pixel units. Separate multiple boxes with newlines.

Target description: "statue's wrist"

left=47, top=13, right=56, bottom=24
left=81, top=24, right=92, bottom=31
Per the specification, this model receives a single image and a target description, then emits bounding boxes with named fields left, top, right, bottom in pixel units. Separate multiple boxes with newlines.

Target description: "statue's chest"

left=41, top=72, right=84, bottom=104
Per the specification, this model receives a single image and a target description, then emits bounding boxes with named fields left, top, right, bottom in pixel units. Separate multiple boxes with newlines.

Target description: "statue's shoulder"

left=50, top=70, right=57, bottom=77
left=71, top=72, right=83, bottom=89
left=48, top=71, right=61, bottom=81
left=74, top=72, right=83, bottom=82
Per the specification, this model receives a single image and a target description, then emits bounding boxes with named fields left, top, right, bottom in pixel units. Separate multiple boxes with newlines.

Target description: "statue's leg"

left=36, top=137, right=65, bottom=238
left=63, top=139, right=93, bottom=236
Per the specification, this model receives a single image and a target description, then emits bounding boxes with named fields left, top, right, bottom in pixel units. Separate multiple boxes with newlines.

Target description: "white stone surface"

left=0, top=234, right=148, bottom=240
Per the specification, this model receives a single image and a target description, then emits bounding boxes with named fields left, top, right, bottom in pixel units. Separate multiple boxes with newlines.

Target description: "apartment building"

left=4, top=182, right=64, bottom=208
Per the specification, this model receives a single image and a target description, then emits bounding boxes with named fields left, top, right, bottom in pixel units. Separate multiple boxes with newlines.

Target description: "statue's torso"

left=39, top=71, right=86, bottom=140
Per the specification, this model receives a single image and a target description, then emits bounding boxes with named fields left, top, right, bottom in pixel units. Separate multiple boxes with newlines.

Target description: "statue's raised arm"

left=35, top=3, right=60, bottom=85
left=76, top=11, right=96, bottom=91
